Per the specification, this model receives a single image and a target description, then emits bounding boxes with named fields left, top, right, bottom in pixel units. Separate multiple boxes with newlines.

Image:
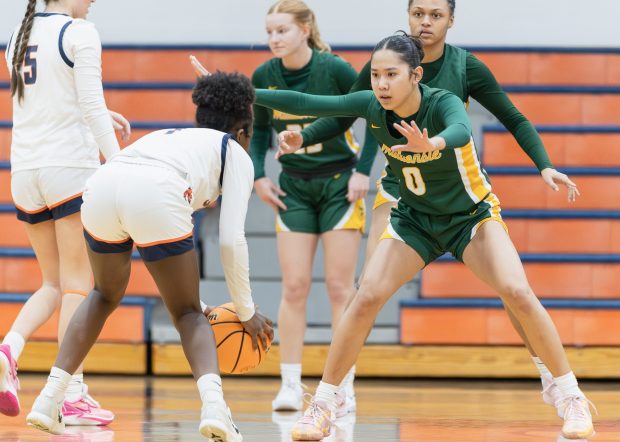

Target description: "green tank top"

left=250, top=50, right=359, bottom=179
left=255, top=84, right=492, bottom=215
left=423, top=44, right=468, bottom=103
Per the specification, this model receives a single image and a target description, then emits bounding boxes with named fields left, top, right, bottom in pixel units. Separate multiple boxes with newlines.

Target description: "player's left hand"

left=189, top=55, right=211, bottom=77
left=241, top=310, right=274, bottom=352
left=109, top=110, right=131, bottom=142
left=541, top=168, right=580, bottom=202
left=347, top=171, right=370, bottom=202
left=275, top=131, right=304, bottom=159
left=391, top=120, right=443, bottom=153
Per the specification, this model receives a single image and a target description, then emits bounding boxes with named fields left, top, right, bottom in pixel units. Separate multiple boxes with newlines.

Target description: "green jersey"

left=302, top=44, right=552, bottom=171
left=256, top=84, right=494, bottom=216
left=250, top=50, right=362, bottom=180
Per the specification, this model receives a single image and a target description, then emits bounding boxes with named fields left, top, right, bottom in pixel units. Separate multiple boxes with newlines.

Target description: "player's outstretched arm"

left=540, top=168, right=580, bottom=203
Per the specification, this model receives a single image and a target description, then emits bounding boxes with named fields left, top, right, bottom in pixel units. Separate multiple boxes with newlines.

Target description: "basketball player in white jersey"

left=0, top=0, right=129, bottom=425
left=27, top=72, right=274, bottom=441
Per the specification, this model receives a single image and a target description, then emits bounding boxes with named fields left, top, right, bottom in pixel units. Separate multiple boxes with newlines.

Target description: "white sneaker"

left=272, top=381, right=304, bottom=412
left=541, top=373, right=562, bottom=418
left=26, top=393, right=65, bottom=435
left=558, top=396, right=596, bottom=440
left=199, top=400, right=242, bottom=442
left=344, top=381, right=356, bottom=414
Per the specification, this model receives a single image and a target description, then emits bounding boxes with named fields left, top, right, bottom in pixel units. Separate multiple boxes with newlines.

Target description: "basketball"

left=207, top=302, right=271, bottom=374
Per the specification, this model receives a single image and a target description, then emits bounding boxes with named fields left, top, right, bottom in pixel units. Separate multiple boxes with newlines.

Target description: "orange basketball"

left=207, top=302, right=271, bottom=374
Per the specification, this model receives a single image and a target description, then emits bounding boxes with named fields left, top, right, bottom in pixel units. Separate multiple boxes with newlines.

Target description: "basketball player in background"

left=26, top=72, right=273, bottom=441
left=1, top=0, right=130, bottom=425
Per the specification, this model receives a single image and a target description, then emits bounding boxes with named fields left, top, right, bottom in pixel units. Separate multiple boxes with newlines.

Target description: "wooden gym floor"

left=0, top=375, right=618, bottom=441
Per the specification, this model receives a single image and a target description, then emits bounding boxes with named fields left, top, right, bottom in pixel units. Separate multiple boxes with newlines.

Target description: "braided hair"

left=10, top=0, right=39, bottom=102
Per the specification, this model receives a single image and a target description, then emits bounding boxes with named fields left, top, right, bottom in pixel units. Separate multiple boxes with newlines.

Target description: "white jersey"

left=6, top=13, right=118, bottom=173
left=113, top=128, right=256, bottom=320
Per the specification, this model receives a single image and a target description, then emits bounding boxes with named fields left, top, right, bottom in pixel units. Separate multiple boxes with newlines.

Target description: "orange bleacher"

left=0, top=255, right=158, bottom=296
left=401, top=307, right=620, bottom=346
left=420, top=262, right=618, bottom=299
left=491, top=175, right=620, bottom=210
left=5, top=89, right=620, bottom=125
left=0, top=47, right=619, bottom=85
left=0, top=301, right=145, bottom=343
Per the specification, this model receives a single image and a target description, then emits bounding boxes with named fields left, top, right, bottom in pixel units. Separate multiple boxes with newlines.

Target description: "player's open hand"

left=241, top=310, right=274, bottom=352
left=109, top=110, right=131, bottom=142
left=391, top=120, right=443, bottom=153
left=541, top=168, right=580, bottom=202
left=347, top=171, right=370, bottom=202
left=189, top=55, right=211, bottom=77
left=254, top=177, right=287, bottom=211
left=275, top=131, right=304, bottom=159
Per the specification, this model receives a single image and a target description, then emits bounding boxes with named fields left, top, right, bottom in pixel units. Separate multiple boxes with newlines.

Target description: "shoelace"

left=9, top=359, right=20, bottom=391
left=299, top=394, right=334, bottom=426
left=81, top=384, right=101, bottom=408
left=561, top=396, right=598, bottom=421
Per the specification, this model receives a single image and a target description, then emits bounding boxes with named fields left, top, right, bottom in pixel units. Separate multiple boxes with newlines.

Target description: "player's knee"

left=282, top=278, right=312, bottom=306
left=169, top=304, right=202, bottom=323
left=501, top=283, right=535, bottom=314
left=324, top=277, right=352, bottom=305
left=352, top=286, right=385, bottom=316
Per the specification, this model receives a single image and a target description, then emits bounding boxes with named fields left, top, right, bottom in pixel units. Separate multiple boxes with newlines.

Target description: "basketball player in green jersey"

left=251, top=0, right=375, bottom=414
left=253, top=33, right=595, bottom=441
left=277, top=0, right=571, bottom=415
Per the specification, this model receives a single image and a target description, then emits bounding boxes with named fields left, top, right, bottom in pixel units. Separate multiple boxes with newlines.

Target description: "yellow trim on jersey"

left=372, top=183, right=399, bottom=210
left=471, top=193, right=507, bottom=238
left=483, top=192, right=502, bottom=220
left=455, top=138, right=492, bottom=203
left=345, top=128, right=360, bottom=153
left=275, top=214, right=290, bottom=233
left=472, top=216, right=508, bottom=239
left=380, top=223, right=405, bottom=243
left=333, top=199, right=366, bottom=233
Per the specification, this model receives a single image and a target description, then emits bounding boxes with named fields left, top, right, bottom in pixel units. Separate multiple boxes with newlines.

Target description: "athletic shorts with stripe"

left=276, top=169, right=365, bottom=234
left=81, top=161, right=194, bottom=262
left=372, top=170, right=400, bottom=210
left=11, top=167, right=96, bottom=224
left=381, top=192, right=508, bottom=264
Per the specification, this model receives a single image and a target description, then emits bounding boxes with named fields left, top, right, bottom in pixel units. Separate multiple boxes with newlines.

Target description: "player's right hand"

left=241, top=310, right=274, bottom=352
left=275, top=131, right=304, bottom=159
left=254, top=177, right=287, bottom=211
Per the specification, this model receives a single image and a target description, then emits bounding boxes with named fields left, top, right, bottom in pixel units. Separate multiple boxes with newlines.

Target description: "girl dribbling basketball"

left=26, top=72, right=274, bottom=441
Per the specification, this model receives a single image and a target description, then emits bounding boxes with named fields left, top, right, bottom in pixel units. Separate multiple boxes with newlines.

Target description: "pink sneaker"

left=291, top=398, right=333, bottom=441
left=0, top=344, right=20, bottom=417
left=63, top=385, right=114, bottom=426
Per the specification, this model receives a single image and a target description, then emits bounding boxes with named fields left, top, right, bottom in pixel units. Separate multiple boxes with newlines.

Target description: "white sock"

left=554, top=371, right=584, bottom=399
left=197, top=373, right=224, bottom=404
left=532, top=357, right=552, bottom=378
left=65, top=373, right=84, bottom=402
left=315, top=381, right=340, bottom=411
left=42, top=367, right=72, bottom=403
left=2, top=331, right=25, bottom=361
left=281, top=363, right=302, bottom=385
left=339, top=366, right=356, bottom=389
